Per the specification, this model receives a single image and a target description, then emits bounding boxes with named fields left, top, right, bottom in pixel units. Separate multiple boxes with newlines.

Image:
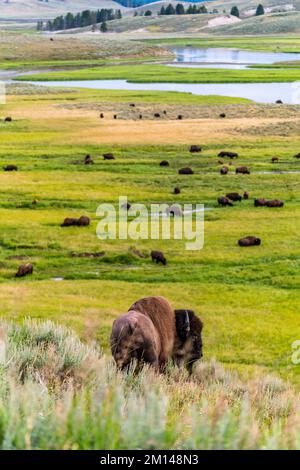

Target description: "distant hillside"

left=213, top=10, right=300, bottom=34
left=115, top=0, right=206, bottom=6
left=0, top=0, right=125, bottom=20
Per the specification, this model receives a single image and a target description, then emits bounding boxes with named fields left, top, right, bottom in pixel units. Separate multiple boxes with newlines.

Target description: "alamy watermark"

left=96, top=197, right=204, bottom=250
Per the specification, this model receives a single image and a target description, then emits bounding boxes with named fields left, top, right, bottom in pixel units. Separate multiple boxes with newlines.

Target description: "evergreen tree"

left=100, top=21, right=108, bottom=32
left=230, top=6, right=240, bottom=17
left=144, top=10, right=152, bottom=16
left=159, top=6, right=165, bottom=15
left=175, top=3, right=185, bottom=14
left=165, top=4, right=175, bottom=15
left=256, top=4, right=265, bottom=15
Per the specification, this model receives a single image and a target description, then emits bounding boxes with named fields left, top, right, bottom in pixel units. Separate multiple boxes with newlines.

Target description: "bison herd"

left=110, top=296, right=203, bottom=374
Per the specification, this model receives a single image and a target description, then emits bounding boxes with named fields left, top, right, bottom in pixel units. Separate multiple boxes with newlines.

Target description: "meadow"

left=0, top=84, right=300, bottom=386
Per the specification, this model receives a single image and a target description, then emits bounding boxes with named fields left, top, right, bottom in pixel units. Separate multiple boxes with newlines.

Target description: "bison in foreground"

left=174, top=309, right=203, bottom=374
left=238, top=236, right=261, bottom=247
left=15, top=263, right=33, bottom=278
left=110, top=296, right=176, bottom=371
left=151, top=250, right=166, bottom=265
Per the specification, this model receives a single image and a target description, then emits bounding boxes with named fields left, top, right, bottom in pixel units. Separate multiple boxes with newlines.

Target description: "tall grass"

left=0, top=319, right=299, bottom=450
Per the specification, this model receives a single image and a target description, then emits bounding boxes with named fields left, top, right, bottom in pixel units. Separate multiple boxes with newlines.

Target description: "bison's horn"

left=184, top=310, right=190, bottom=333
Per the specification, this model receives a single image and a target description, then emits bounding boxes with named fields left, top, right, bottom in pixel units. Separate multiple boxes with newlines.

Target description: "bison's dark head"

left=174, top=309, right=203, bottom=373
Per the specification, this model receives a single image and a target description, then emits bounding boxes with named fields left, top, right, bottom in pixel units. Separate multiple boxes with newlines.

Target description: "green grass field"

left=0, top=85, right=300, bottom=383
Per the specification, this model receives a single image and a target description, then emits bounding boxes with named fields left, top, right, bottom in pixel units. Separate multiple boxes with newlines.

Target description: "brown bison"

left=121, top=202, right=132, bottom=211
left=254, top=198, right=267, bottom=207
left=15, top=263, right=33, bottom=278
left=238, top=236, right=261, bottom=247
left=110, top=296, right=176, bottom=371
left=4, top=116, right=12, bottom=122
left=219, top=113, right=226, bottom=118
left=177, top=115, right=183, bottom=120
left=276, top=99, right=283, bottom=104
left=61, top=216, right=90, bottom=227
left=129, top=103, right=135, bottom=107
left=154, top=113, right=160, bottom=118
left=178, top=167, right=194, bottom=175
left=160, top=160, right=169, bottom=167
left=218, top=196, right=233, bottom=207
left=166, top=205, right=182, bottom=217
left=151, top=250, right=166, bottom=265
left=236, top=166, right=250, bottom=174
left=114, top=114, right=117, bottom=120
left=84, top=154, right=94, bottom=165
left=218, top=151, right=238, bottom=159
left=294, top=153, right=300, bottom=158
left=271, top=157, right=279, bottom=163
left=4, top=165, right=18, bottom=171
left=226, top=192, right=242, bottom=202
left=266, top=199, right=284, bottom=208
left=174, top=186, right=181, bottom=195
left=220, top=166, right=229, bottom=175
left=100, top=113, right=104, bottom=119
left=139, top=115, right=143, bottom=119
left=243, top=191, right=249, bottom=200
left=173, top=309, right=203, bottom=374
left=190, top=145, right=201, bottom=153
left=103, top=153, right=115, bottom=160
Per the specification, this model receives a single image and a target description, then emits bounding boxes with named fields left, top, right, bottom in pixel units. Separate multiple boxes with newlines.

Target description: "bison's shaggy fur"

left=174, top=309, right=203, bottom=374
left=110, top=296, right=176, bottom=371
left=238, top=236, right=261, bottom=247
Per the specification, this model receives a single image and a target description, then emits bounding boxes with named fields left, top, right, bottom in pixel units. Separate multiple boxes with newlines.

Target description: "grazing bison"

left=294, top=153, right=300, bottom=158
left=178, top=167, right=194, bottom=175
left=114, top=115, right=117, bottom=120
left=160, top=160, right=169, bottom=167
left=100, top=113, right=104, bottom=119
left=220, top=166, right=228, bottom=175
left=219, top=113, right=226, bottom=118
left=266, top=199, right=284, bottom=208
left=103, top=153, right=115, bottom=160
left=174, top=186, right=181, bottom=195
left=154, top=113, right=160, bottom=118
left=271, top=157, right=279, bottom=163
left=243, top=191, right=249, bottom=200
left=4, top=116, right=12, bottom=122
left=177, top=115, right=183, bottom=120
left=163, top=110, right=167, bottom=115
left=151, top=250, right=166, bottom=265
left=226, top=192, right=242, bottom=202
left=166, top=205, right=182, bottom=217
left=236, top=166, right=250, bottom=174
left=238, top=236, right=261, bottom=247
left=139, top=115, right=143, bottom=120
left=110, top=296, right=176, bottom=371
left=4, top=165, right=17, bottom=171
left=84, top=154, right=94, bottom=165
left=218, top=196, right=233, bottom=207
left=218, top=151, right=238, bottom=159
left=15, top=263, right=33, bottom=278
left=254, top=198, right=267, bottom=207
left=190, top=145, right=201, bottom=153
left=61, top=216, right=90, bottom=227
left=78, top=215, right=90, bottom=226
left=276, top=99, right=283, bottom=104
left=129, top=103, right=135, bottom=107
left=173, top=309, right=203, bottom=374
